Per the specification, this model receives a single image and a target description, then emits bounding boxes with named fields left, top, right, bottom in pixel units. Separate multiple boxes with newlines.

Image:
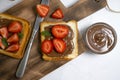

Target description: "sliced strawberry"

left=51, top=8, right=64, bottom=19
left=6, top=43, right=19, bottom=52
left=7, top=33, right=19, bottom=43
left=41, top=40, right=53, bottom=54
left=0, top=27, right=8, bottom=38
left=53, top=38, right=66, bottom=53
left=0, top=37, right=6, bottom=49
left=52, top=25, right=69, bottom=38
left=36, top=4, right=49, bottom=17
left=8, top=21, right=22, bottom=33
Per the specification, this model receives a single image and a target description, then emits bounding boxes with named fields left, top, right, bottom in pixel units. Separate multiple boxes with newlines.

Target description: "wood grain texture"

left=0, top=0, right=106, bottom=80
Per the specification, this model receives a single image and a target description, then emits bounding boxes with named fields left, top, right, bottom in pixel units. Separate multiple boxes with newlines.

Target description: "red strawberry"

left=0, top=27, right=8, bottom=38
left=36, top=4, right=49, bottom=17
left=8, top=21, right=22, bottom=33
left=0, top=37, right=5, bottom=49
left=7, top=33, right=19, bottom=43
left=52, top=25, right=69, bottom=38
left=41, top=40, right=53, bottom=54
left=53, top=38, right=66, bottom=53
left=51, top=8, right=64, bottom=19
left=6, top=43, right=19, bottom=52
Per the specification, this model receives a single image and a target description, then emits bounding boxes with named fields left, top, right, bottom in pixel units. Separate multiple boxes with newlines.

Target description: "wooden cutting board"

left=0, top=0, right=106, bottom=80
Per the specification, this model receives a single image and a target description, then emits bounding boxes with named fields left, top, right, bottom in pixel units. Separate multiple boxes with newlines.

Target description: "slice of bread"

left=0, top=14, right=31, bottom=59
left=40, top=20, right=78, bottom=61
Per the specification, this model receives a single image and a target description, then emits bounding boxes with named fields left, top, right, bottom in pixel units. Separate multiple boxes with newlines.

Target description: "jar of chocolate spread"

left=85, top=23, right=117, bottom=54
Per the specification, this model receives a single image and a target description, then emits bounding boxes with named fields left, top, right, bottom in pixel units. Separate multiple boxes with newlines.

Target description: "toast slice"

left=0, top=14, right=31, bottom=59
left=40, top=20, right=78, bottom=61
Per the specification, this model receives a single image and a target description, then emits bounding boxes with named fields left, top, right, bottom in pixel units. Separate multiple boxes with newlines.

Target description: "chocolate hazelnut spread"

left=44, top=25, right=74, bottom=57
left=0, top=18, right=12, bottom=27
left=86, top=23, right=117, bottom=54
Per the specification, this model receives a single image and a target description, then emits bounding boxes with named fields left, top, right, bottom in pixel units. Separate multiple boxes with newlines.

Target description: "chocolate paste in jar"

left=44, top=25, right=74, bottom=57
left=86, top=23, right=117, bottom=54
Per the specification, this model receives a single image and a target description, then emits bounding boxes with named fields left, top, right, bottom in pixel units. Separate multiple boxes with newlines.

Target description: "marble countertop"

left=0, top=0, right=22, bottom=12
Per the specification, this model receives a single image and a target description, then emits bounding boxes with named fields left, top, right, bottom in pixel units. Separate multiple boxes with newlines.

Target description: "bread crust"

left=0, top=14, right=31, bottom=59
left=40, top=20, right=78, bottom=61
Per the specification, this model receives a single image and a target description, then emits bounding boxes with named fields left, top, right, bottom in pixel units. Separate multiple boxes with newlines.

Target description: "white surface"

left=0, top=0, right=22, bottom=12
left=40, top=1, right=120, bottom=80
left=61, top=0, right=79, bottom=7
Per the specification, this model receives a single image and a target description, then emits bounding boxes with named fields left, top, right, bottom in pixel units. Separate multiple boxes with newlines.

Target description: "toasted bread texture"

left=40, top=20, right=78, bottom=61
left=0, top=14, right=31, bottom=59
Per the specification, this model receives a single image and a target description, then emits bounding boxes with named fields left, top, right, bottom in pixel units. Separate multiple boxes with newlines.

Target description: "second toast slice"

left=40, top=20, right=78, bottom=61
